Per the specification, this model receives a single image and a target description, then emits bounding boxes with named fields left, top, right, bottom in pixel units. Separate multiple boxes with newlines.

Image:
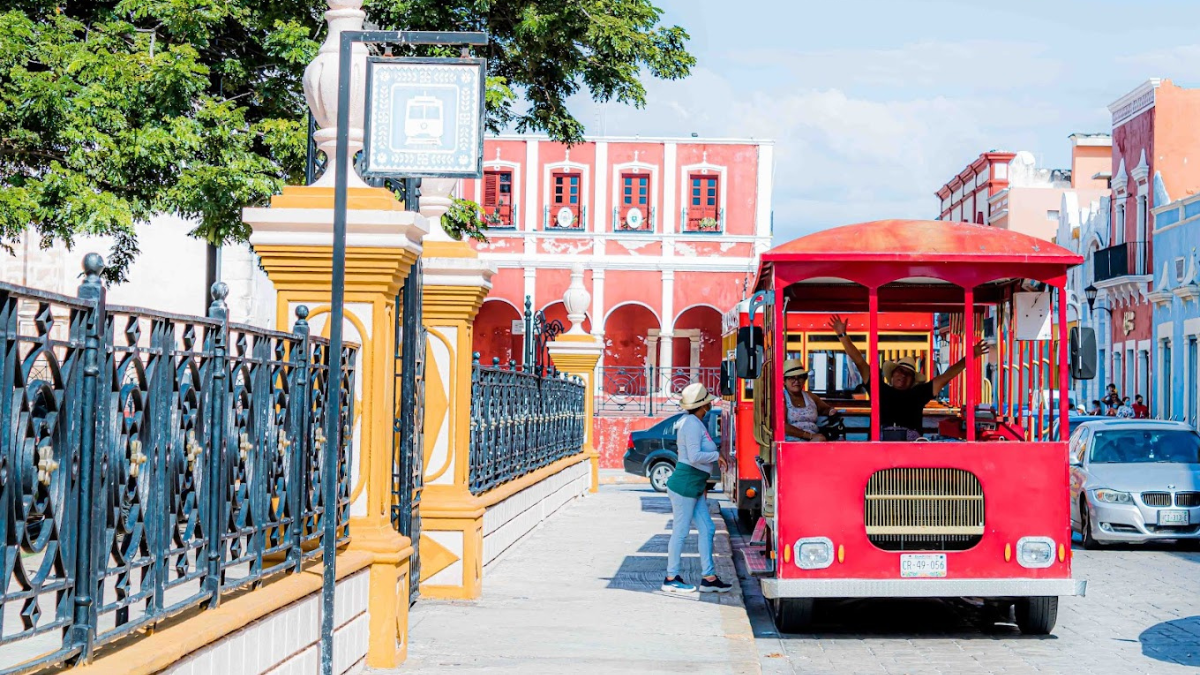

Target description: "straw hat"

left=679, top=382, right=716, bottom=411
left=782, top=358, right=810, bottom=378
left=882, top=356, right=927, bottom=384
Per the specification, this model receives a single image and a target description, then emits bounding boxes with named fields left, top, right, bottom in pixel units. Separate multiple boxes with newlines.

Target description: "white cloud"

left=561, top=40, right=1078, bottom=244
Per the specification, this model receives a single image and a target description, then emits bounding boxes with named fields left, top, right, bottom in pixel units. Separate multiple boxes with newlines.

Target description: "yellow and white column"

left=547, top=264, right=604, bottom=492
left=244, top=184, right=426, bottom=668
left=410, top=180, right=498, bottom=600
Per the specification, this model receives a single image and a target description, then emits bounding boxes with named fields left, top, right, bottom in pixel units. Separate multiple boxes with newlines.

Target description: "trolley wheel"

left=1080, top=497, right=1102, bottom=550
left=736, top=508, right=756, bottom=533
left=1015, top=596, right=1058, bottom=635
left=772, top=598, right=815, bottom=633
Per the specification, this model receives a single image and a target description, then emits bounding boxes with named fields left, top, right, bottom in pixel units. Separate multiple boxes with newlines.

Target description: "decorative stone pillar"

left=658, top=333, right=674, bottom=393
left=240, top=1, right=425, bottom=667
left=414, top=184, right=498, bottom=600
left=548, top=271, right=604, bottom=493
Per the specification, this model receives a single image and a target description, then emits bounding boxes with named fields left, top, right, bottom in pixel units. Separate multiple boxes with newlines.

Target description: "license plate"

left=900, top=553, right=947, bottom=578
left=1159, top=509, right=1190, bottom=525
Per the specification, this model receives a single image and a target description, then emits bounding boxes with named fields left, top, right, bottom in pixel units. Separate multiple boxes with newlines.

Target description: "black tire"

left=736, top=508, right=755, bottom=533
left=772, top=598, right=815, bottom=633
left=1080, top=497, right=1102, bottom=550
left=1015, top=596, right=1058, bottom=635
left=648, top=461, right=673, bottom=493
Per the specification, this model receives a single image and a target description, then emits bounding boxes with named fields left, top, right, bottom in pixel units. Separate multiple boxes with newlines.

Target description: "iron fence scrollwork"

left=468, top=357, right=586, bottom=495
left=0, top=256, right=357, bottom=673
left=596, top=366, right=723, bottom=416
left=391, top=259, right=425, bottom=604
left=521, top=296, right=563, bottom=376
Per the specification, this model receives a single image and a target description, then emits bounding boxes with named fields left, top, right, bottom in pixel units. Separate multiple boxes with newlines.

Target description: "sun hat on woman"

left=783, top=359, right=810, bottom=378
left=679, top=382, right=716, bottom=411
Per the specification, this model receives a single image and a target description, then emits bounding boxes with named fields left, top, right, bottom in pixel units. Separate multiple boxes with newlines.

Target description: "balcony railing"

left=1093, top=241, right=1149, bottom=284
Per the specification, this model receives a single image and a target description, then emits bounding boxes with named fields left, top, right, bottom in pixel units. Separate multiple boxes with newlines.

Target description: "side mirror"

left=735, top=326, right=763, bottom=379
left=1070, top=327, right=1097, bottom=380
left=719, top=360, right=736, bottom=397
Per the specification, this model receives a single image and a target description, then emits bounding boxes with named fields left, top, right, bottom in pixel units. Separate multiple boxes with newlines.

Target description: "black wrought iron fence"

left=0, top=256, right=357, bottom=673
left=596, top=366, right=722, bottom=416
left=468, top=358, right=586, bottom=495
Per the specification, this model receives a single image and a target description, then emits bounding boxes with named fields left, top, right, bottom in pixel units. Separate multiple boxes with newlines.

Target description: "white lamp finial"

left=303, top=0, right=370, bottom=189
left=563, top=263, right=591, bottom=335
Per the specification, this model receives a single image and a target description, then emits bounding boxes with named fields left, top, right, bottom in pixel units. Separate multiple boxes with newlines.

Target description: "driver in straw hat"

left=829, top=315, right=988, bottom=439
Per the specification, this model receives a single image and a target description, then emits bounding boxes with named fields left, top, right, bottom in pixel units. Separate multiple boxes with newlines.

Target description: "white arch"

left=480, top=297, right=523, bottom=315
left=672, top=303, right=725, bottom=332
left=602, top=301, right=662, bottom=332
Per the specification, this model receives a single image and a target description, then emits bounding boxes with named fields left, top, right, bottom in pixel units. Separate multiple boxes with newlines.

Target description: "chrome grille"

left=1175, top=492, right=1200, bottom=507
left=865, top=468, right=984, bottom=551
left=1142, top=492, right=1171, bottom=507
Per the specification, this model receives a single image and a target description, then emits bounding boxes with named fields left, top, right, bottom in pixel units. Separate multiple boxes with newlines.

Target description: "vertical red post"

left=1058, top=285, right=1070, bottom=441
left=869, top=288, right=880, bottom=442
left=774, top=285, right=786, bottom=442
left=964, top=288, right=976, bottom=442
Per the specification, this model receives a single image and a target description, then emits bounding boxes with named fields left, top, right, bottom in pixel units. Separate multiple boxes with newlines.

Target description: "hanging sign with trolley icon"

left=362, top=57, right=486, bottom=178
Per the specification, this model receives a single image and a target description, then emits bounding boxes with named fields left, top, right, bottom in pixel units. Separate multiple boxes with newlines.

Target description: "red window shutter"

left=483, top=172, right=499, bottom=209
left=483, top=170, right=514, bottom=226
left=688, top=174, right=720, bottom=230
left=551, top=172, right=582, bottom=228
left=619, top=173, right=651, bottom=229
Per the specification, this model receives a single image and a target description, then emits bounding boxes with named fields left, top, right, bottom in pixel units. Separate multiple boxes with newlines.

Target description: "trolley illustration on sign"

left=404, top=95, right=445, bottom=146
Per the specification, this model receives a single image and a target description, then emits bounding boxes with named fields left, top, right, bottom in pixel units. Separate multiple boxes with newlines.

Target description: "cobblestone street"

left=730, top=510, right=1200, bottom=675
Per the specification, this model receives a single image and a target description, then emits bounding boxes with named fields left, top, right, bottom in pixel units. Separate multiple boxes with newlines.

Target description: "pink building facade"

left=461, top=135, right=774, bottom=381
left=1093, top=79, right=1200, bottom=404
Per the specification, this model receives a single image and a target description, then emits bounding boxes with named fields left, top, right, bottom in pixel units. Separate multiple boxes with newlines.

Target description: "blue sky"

left=566, top=0, right=1200, bottom=243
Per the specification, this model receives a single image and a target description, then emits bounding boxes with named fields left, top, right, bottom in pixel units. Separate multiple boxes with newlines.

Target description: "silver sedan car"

left=1069, top=419, right=1200, bottom=547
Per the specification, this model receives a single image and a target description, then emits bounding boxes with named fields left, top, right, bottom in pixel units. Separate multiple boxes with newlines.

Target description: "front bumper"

left=761, top=577, right=1086, bottom=599
left=1089, top=501, right=1200, bottom=542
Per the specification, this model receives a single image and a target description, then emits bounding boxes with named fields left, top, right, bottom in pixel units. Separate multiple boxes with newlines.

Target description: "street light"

left=1084, top=284, right=1110, bottom=314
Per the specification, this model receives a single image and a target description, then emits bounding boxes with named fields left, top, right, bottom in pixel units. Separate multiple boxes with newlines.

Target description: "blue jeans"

left=666, top=488, right=716, bottom=579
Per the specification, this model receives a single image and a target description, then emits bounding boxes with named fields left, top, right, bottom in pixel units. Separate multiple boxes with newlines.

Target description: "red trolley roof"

left=763, top=219, right=1081, bottom=266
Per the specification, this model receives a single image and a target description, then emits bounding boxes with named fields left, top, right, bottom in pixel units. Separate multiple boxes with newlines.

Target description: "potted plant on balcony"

left=696, top=216, right=720, bottom=231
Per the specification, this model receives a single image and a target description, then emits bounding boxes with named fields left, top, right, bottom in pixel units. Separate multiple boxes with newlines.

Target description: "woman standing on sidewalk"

left=662, top=383, right=733, bottom=594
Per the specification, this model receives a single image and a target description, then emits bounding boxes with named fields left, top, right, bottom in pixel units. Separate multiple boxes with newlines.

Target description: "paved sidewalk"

left=386, top=484, right=758, bottom=674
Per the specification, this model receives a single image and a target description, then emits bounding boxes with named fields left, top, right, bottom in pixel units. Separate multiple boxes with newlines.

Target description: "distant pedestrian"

left=1133, top=395, right=1150, bottom=419
left=1117, top=397, right=1135, bottom=419
left=661, top=383, right=732, bottom=595
left=1089, top=400, right=1103, bottom=416
left=1103, top=384, right=1121, bottom=410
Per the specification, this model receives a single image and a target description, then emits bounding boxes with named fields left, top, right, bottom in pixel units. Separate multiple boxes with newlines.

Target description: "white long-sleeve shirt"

left=676, top=413, right=719, bottom=473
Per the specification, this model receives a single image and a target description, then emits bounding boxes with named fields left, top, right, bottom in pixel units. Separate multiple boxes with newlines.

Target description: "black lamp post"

left=1084, top=284, right=1098, bottom=311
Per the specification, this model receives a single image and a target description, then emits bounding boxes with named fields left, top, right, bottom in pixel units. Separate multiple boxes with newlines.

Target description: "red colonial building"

left=461, top=135, right=774, bottom=382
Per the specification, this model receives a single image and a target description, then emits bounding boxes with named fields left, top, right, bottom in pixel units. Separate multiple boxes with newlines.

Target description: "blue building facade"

left=1150, top=192, right=1200, bottom=426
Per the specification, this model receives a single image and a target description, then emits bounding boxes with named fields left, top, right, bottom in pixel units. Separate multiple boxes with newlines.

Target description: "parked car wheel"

left=1079, top=496, right=1102, bottom=550
left=648, top=461, right=674, bottom=493
left=772, top=598, right=815, bottom=633
left=1015, top=596, right=1058, bottom=635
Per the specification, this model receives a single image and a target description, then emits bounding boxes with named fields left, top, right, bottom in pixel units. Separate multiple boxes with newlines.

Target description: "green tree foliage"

left=0, top=1, right=693, bottom=281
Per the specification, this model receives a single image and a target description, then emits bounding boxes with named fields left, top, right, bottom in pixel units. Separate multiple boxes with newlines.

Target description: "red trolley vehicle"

left=720, top=308, right=937, bottom=530
left=733, top=219, right=1095, bottom=635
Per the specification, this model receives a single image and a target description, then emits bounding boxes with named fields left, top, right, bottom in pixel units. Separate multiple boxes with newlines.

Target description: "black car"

left=623, top=409, right=723, bottom=492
